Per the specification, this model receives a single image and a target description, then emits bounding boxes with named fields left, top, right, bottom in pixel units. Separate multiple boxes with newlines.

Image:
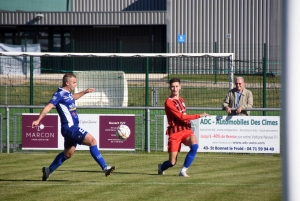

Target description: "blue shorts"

left=61, top=126, right=88, bottom=149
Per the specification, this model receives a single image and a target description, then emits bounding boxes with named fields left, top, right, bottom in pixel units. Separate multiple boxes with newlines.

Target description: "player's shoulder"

left=165, top=97, right=172, bottom=101
left=165, top=97, right=175, bottom=103
left=57, top=87, right=72, bottom=96
left=50, top=88, right=67, bottom=101
left=165, top=97, right=184, bottom=105
left=164, top=97, right=173, bottom=106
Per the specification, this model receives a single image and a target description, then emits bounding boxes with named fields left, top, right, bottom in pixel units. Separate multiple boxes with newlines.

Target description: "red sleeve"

left=165, top=98, right=200, bottom=121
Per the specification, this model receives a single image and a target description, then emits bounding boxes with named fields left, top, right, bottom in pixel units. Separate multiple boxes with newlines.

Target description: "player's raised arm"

left=32, top=103, right=54, bottom=128
left=165, top=100, right=209, bottom=120
left=73, top=88, right=94, bottom=100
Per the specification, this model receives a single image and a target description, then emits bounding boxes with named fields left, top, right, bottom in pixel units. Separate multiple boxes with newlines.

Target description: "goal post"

left=0, top=52, right=235, bottom=108
left=0, top=52, right=235, bottom=91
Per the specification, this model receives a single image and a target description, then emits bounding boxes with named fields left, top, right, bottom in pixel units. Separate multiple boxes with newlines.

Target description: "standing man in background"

left=222, top=76, right=253, bottom=116
left=158, top=78, right=209, bottom=177
left=32, top=73, right=115, bottom=181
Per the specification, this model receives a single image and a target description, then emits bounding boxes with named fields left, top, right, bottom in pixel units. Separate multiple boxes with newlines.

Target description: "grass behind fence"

left=0, top=73, right=281, bottom=152
left=0, top=152, right=282, bottom=201
left=0, top=74, right=281, bottom=107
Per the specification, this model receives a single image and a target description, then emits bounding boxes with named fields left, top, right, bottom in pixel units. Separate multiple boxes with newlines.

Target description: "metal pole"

left=72, top=39, right=75, bottom=71
left=263, top=43, right=267, bottom=116
left=145, top=58, right=149, bottom=152
left=25, top=38, right=28, bottom=78
left=119, top=40, right=122, bottom=71
left=6, top=106, right=9, bottom=153
left=167, top=43, right=170, bottom=81
left=30, top=56, right=34, bottom=113
left=282, top=0, right=300, bottom=200
left=5, top=80, right=7, bottom=105
left=147, top=108, right=150, bottom=153
left=229, top=55, right=234, bottom=90
left=214, top=41, right=218, bottom=84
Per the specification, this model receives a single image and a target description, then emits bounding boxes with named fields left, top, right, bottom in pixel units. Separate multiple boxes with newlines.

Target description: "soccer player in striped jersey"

left=158, top=78, right=208, bottom=177
left=32, top=73, right=115, bottom=181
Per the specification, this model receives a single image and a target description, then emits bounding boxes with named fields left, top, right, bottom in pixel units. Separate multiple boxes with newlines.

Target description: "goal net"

left=73, top=71, right=128, bottom=107
left=0, top=52, right=234, bottom=107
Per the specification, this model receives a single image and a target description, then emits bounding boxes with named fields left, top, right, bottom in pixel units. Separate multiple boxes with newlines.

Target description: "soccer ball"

left=115, top=125, right=131, bottom=140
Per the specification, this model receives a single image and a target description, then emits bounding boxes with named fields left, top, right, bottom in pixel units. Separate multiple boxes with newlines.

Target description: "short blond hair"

left=62, top=73, right=76, bottom=87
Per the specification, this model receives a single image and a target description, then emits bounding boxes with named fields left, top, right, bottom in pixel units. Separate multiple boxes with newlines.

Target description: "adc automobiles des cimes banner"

left=164, top=115, right=280, bottom=153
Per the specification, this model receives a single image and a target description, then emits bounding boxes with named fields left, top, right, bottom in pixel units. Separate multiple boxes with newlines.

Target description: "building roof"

left=0, top=11, right=166, bottom=25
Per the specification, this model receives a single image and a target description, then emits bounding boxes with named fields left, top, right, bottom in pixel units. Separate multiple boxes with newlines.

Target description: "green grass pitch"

left=0, top=152, right=281, bottom=201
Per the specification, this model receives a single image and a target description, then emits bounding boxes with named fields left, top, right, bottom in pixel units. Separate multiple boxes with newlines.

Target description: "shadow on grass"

left=57, top=169, right=159, bottom=176
left=0, top=179, right=69, bottom=182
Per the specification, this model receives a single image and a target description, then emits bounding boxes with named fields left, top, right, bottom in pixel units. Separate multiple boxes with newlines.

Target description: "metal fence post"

left=147, top=108, right=150, bottom=153
left=152, top=87, right=159, bottom=107
left=72, top=39, right=75, bottom=71
left=24, top=38, right=27, bottom=78
left=30, top=56, right=34, bottom=113
left=145, top=58, right=149, bottom=152
left=263, top=43, right=267, bottom=116
left=214, top=41, right=218, bottom=84
left=119, top=40, right=122, bottom=71
left=6, top=106, right=9, bottom=153
left=229, top=55, right=234, bottom=90
left=167, top=43, right=170, bottom=81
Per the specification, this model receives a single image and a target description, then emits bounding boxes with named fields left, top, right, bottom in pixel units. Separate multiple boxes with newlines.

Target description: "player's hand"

left=32, top=120, right=39, bottom=128
left=85, top=88, right=95, bottom=93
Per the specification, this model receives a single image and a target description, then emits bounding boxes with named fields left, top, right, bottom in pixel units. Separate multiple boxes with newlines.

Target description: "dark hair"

left=62, top=73, right=76, bottom=87
left=169, top=78, right=181, bottom=85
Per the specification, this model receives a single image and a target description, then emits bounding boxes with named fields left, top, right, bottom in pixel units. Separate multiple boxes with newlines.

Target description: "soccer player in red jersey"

left=158, top=78, right=208, bottom=177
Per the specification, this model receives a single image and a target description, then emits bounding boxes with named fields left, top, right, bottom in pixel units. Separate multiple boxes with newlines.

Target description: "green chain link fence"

left=0, top=53, right=281, bottom=153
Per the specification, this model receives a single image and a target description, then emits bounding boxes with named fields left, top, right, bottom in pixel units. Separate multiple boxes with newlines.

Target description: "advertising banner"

left=75, top=114, right=100, bottom=150
left=164, top=116, right=280, bottom=154
left=22, top=114, right=59, bottom=149
left=99, top=115, right=135, bottom=150
left=163, top=116, right=200, bottom=152
left=22, top=114, right=135, bottom=151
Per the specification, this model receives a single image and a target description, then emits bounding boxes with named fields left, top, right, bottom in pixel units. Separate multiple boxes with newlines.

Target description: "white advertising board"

left=164, top=116, right=280, bottom=153
left=76, top=114, right=100, bottom=150
left=163, top=116, right=200, bottom=152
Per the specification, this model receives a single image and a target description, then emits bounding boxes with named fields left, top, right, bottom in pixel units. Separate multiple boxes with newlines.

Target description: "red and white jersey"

left=164, top=97, right=200, bottom=135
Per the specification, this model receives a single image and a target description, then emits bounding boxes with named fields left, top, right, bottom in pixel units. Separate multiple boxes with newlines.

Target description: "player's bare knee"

left=169, top=160, right=177, bottom=166
left=85, top=138, right=97, bottom=146
left=64, top=151, right=73, bottom=159
left=66, top=153, right=73, bottom=159
left=89, top=137, right=97, bottom=146
left=84, top=133, right=97, bottom=146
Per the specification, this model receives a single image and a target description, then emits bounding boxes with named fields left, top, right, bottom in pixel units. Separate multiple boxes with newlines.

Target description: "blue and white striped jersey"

left=49, top=87, right=79, bottom=127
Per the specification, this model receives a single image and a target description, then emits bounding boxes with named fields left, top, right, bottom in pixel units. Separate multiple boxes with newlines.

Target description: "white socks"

left=180, top=166, right=188, bottom=173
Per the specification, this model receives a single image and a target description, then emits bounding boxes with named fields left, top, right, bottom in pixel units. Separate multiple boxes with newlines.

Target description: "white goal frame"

left=0, top=52, right=235, bottom=90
